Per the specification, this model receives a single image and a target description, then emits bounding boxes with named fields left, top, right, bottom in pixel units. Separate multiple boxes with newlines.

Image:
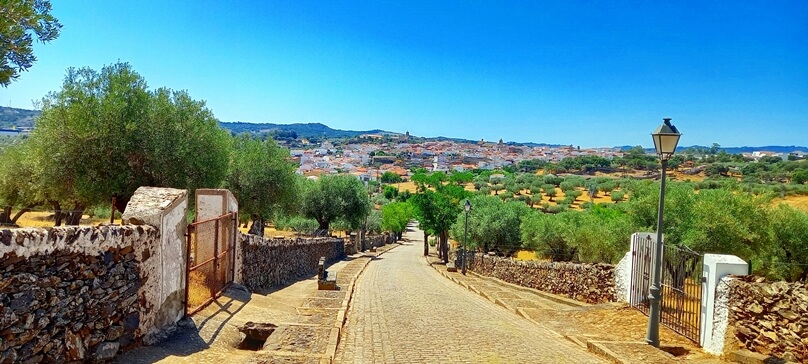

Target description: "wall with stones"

left=725, top=276, right=807, bottom=362
left=466, top=254, right=616, bottom=304
left=365, top=233, right=395, bottom=249
left=240, top=235, right=345, bottom=291
left=0, top=225, right=159, bottom=363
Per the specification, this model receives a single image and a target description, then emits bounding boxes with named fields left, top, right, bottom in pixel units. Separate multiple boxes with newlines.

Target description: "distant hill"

left=616, top=145, right=808, bottom=154
left=220, top=121, right=397, bottom=139
left=2, top=106, right=806, bottom=152
left=0, top=106, right=40, bottom=128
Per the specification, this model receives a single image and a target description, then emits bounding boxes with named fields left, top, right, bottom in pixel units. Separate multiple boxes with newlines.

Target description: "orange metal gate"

left=184, top=212, right=237, bottom=317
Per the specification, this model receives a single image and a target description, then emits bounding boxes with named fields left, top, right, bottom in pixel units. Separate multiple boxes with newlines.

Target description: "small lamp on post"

left=462, top=199, right=471, bottom=275
left=646, top=117, right=681, bottom=347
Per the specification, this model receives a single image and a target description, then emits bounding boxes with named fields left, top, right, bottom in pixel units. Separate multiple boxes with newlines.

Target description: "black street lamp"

left=462, top=199, right=471, bottom=275
left=646, top=117, right=682, bottom=347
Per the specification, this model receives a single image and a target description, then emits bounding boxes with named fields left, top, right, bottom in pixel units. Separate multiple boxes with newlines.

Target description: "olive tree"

left=1, top=0, right=61, bottom=86
left=226, top=135, right=299, bottom=236
left=301, top=174, right=370, bottom=232
left=24, top=62, right=232, bottom=224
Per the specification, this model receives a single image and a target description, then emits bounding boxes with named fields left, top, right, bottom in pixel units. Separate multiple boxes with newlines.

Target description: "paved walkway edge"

left=327, top=243, right=401, bottom=363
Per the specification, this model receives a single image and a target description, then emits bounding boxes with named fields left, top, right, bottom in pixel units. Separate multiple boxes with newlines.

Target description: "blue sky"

left=2, top=1, right=807, bottom=148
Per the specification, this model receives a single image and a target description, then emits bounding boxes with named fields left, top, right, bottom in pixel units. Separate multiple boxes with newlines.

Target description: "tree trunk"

left=10, top=205, right=34, bottom=225
left=440, top=230, right=449, bottom=264
left=423, top=232, right=429, bottom=256
left=65, top=204, right=85, bottom=225
left=249, top=214, right=265, bottom=237
left=114, top=196, right=129, bottom=215
left=52, top=201, right=63, bottom=226
left=0, top=206, right=11, bottom=224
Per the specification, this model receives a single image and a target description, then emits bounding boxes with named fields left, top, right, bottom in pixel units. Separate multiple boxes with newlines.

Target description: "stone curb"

left=586, top=340, right=632, bottom=364
left=326, top=242, right=401, bottom=363
left=730, top=349, right=800, bottom=364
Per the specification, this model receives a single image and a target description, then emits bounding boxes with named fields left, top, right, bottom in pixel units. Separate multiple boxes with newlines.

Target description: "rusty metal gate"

left=629, top=233, right=704, bottom=344
left=185, top=212, right=238, bottom=316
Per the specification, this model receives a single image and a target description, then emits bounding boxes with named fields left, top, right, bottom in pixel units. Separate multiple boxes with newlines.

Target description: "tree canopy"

left=0, top=62, right=232, bottom=224
left=301, top=174, right=370, bottom=232
left=1, top=0, right=62, bottom=86
left=226, top=135, right=299, bottom=236
left=381, top=201, right=412, bottom=238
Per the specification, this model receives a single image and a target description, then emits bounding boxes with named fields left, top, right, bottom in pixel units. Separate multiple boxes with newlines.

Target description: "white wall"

left=614, top=251, right=632, bottom=303
left=700, top=254, right=748, bottom=353
left=122, top=186, right=188, bottom=345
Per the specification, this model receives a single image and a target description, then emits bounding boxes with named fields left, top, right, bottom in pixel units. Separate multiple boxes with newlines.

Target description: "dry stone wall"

left=240, top=235, right=345, bottom=291
left=365, top=233, right=395, bottom=249
left=726, top=275, right=807, bottom=362
left=0, top=225, right=159, bottom=363
left=467, top=254, right=616, bottom=304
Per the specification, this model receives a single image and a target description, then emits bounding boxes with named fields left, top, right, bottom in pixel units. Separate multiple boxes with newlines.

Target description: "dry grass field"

left=390, top=181, right=419, bottom=193
left=237, top=226, right=297, bottom=238
left=775, top=195, right=808, bottom=211
left=14, top=211, right=111, bottom=228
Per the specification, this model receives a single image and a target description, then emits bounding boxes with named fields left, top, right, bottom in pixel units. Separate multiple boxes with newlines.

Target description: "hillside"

left=219, top=121, right=396, bottom=139
left=0, top=107, right=40, bottom=128
left=1, top=106, right=806, bottom=153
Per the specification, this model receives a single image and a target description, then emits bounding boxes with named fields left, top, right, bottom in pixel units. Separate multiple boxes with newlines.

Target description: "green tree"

left=381, top=201, right=413, bottom=240
left=27, top=62, right=232, bottom=224
left=543, top=184, right=557, bottom=202
left=380, top=171, right=402, bottom=183
left=610, top=190, right=625, bottom=203
left=383, top=185, right=399, bottom=200
left=521, top=210, right=575, bottom=261
left=450, top=195, right=530, bottom=255
left=301, top=174, right=370, bottom=232
left=767, top=204, right=808, bottom=281
left=410, top=171, right=470, bottom=262
left=226, top=135, right=299, bottom=236
left=792, top=169, right=808, bottom=185
left=1, top=0, right=61, bottom=86
left=0, top=143, right=39, bottom=224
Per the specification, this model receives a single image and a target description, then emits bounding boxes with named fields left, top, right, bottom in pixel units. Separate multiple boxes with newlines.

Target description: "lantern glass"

left=651, top=118, right=681, bottom=160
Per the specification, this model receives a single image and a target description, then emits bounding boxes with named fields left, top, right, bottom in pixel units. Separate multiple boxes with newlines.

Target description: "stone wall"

left=725, top=275, right=807, bottom=362
left=466, top=254, right=616, bottom=304
left=240, top=235, right=345, bottom=291
left=0, top=225, right=159, bottom=363
left=365, top=233, right=396, bottom=249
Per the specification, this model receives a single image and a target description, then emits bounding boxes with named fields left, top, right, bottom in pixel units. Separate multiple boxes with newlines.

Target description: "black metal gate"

left=629, top=233, right=704, bottom=344
left=184, top=212, right=238, bottom=317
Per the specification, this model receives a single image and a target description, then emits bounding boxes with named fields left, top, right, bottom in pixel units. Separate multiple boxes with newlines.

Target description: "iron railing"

left=629, top=233, right=704, bottom=344
left=184, top=212, right=238, bottom=317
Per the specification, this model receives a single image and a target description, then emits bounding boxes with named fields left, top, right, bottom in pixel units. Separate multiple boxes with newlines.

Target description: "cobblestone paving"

left=335, top=226, right=605, bottom=364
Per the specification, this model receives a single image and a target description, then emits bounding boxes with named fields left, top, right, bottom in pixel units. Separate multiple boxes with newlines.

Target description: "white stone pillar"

left=122, top=187, right=188, bottom=345
left=700, top=254, right=748, bottom=353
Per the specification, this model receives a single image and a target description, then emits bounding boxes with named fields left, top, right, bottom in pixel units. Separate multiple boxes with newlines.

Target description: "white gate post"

left=700, top=254, right=747, bottom=353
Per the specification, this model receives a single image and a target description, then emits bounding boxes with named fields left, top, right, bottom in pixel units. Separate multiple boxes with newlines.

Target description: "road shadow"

left=116, top=287, right=251, bottom=363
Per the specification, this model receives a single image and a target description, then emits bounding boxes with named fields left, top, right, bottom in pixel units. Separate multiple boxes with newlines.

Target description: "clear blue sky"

left=2, top=1, right=807, bottom=148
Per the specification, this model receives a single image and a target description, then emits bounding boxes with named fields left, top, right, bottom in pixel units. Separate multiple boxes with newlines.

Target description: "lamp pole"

left=646, top=117, right=681, bottom=347
left=462, top=199, right=471, bottom=275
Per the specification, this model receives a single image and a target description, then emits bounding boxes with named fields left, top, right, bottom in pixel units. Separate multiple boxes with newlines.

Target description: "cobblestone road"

left=335, top=225, right=604, bottom=364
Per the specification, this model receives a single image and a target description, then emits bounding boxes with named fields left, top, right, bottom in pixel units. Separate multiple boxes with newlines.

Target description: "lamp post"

left=462, top=199, right=471, bottom=275
left=646, top=117, right=681, bottom=347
